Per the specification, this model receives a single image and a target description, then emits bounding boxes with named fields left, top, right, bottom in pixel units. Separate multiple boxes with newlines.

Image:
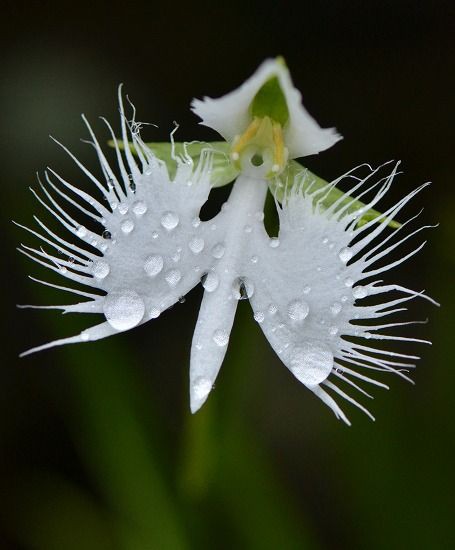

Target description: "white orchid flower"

left=18, top=58, right=436, bottom=424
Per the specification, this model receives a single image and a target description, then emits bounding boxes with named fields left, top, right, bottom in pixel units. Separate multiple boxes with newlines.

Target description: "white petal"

left=20, top=92, right=219, bottom=354
left=189, top=174, right=268, bottom=412
left=243, top=164, right=434, bottom=422
left=191, top=58, right=342, bottom=158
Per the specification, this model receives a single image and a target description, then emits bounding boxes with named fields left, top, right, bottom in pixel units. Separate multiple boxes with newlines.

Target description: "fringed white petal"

left=19, top=91, right=220, bottom=355
left=243, top=163, right=435, bottom=423
left=191, top=58, right=342, bottom=159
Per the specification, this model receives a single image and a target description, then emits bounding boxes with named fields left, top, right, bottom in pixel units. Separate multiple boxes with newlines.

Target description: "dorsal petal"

left=191, top=58, right=341, bottom=159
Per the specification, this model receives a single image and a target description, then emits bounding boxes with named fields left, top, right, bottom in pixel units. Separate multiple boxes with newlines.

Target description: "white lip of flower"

left=17, top=60, right=437, bottom=425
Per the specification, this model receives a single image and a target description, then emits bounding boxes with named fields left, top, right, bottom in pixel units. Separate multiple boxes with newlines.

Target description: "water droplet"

left=353, top=285, right=368, bottom=299
left=192, top=217, right=201, bottom=228
left=118, top=203, right=129, bottom=215
left=322, top=236, right=329, bottom=244
left=268, top=303, right=278, bottom=315
left=144, top=255, right=163, bottom=277
left=232, top=277, right=254, bottom=300
left=250, top=255, right=258, bottom=264
left=201, top=271, right=219, bottom=292
left=289, top=342, right=334, bottom=386
left=132, top=200, right=147, bottom=216
left=172, top=250, right=181, bottom=262
left=161, top=211, right=179, bottom=230
left=110, top=201, right=118, bottom=211
left=80, top=330, right=91, bottom=341
left=192, top=376, right=212, bottom=399
left=67, top=256, right=75, bottom=264
left=102, top=230, right=112, bottom=240
left=103, top=289, right=145, bottom=331
left=316, top=266, right=322, bottom=272
left=244, top=225, right=252, bottom=233
left=165, top=269, right=181, bottom=287
left=339, top=247, right=353, bottom=263
left=91, top=260, right=110, bottom=279
left=303, top=285, right=311, bottom=294
left=76, top=226, right=87, bottom=238
left=189, top=237, right=205, bottom=254
left=129, top=182, right=136, bottom=193
left=344, top=277, right=354, bottom=288
left=178, top=296, right=186, bottom=304
left=212, top=329, right=229, bottom=347
left=149, top=306, right=161, bottom=319
left=152, top=231, right=159, bottom=239
left=59, top=266, right=67, bottom=274
left=329, top=326, right=339, bottom=336
left=255, top=211, right=264, bottom=221
left=254, top=311, right=265, bottom=323
left=341, top=295, right=349, bottom=303
left=211, top=243, right=225, bottom=259
left=287, top=299, right=309, bottom=321
left=330, top=302, right=342, bottom=316
left=128, top=173, right=134, bottom=181
left=107, top=178, right=114, bottom=190
left=269, top=237, right=280, bottom=248
left=121, top=219, right=135, bottom=234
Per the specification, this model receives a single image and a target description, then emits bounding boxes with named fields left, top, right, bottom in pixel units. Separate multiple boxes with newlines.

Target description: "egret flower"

left=18, top=59, right=436, bottom=424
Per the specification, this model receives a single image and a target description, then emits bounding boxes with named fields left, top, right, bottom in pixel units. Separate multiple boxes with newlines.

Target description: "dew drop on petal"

left=330, top=302, right=342, bottom=316
left=110, top=201, right=118, bottom=211
left=338, top=247, right=353, bottom=263
left=149, top=306, right=161, bottom=319
left=303, top=285, right=311, bottom=294
left=212, top=329, right=229, bottom=347
left=289, top=342, right=334, bottom=386
left=192, top=217, right=201, bottom=228
left=341, top=295, right=349, bottom=303
left=211, top=243, right=225, bottom=259
left=80, top=330, right=91, bottom=342
left=152, top=231, right=159, bottom=239
left=353, top=285, right=369, bottom=299
left=268, top=303, right=278, bottom=315
left=329, top=326, right=339, bottom=336
left=192, top=376, right=212, bottom=400
left=250, top=255, right=258, bottom=264
left=161, top=211, right=179, bottom=230
left=244, top=225, right=252, bottom=233
left=232, top=277, right=254, bottom=300
left=76, top=226, right=87, bottom=238
left=118, top=203, right=129, bottom=215
left=91, top=260, right=110, bottom=279
left=269, top=237, right=280, bottom=248
left=132, top=200, right=147, bottom=216
left=144, top=255, right=163, bottom=277
left=165, top=269, right=181, bottom=287
left=189, top=237, right=205, bottom=254
left=288, top=299, right=309, bottom=321
left=201, top=271, right=219, bottom=292
left=102, top=230, right=112, bottom=240
left=322, top=236, right=329, bottom=244
left=121, top=219, right=135, bottom=234
left=254, top=211, right=264, bottom=221
left=254, top=311, right=265, bottom=323
left=103, top=290, right=145, bottom=331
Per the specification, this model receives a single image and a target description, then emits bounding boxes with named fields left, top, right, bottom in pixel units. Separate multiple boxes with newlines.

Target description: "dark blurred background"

left=1, top=1, right=454, bottom=549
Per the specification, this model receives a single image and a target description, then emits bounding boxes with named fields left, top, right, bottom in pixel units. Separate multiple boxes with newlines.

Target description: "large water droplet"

left=189, top=237, right=205, bottom=254
left=201, top=271, right=219, bottom=292
left=353, top=285, right=368, bottom=299
left=212, top=329, right=229, bottom=347
left=232, top=277, right=254, bottom=300
left=91, top=260, right=110, bottom=279
left=192, top=376, right=212, bottom=400
left=161, top=211, right=179, bottom=230
left=102, top=230, right=112, bottom=240
left=165, top=269, right=181, bottom=287
left=339, top=247, right=353, bottom=263
left=144, top=255, right=163, bottom=277
left=121, top=219, right=135, bottom=234
left=287, top=299, right=309, bottom=321
left=103, top=290, right=145, bottom=331
left=118, top=203, right=129, bottom=215
left=211, top=243, right=225, bottom=259
left=132, top=200, right=147, bottom=216
left=289, top=342, right=334, bottom=386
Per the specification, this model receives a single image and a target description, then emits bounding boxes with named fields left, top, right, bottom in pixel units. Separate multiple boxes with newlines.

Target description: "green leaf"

left=109, top=140, right=238, bottom=188
left=270, top=160, right=401, bottom=229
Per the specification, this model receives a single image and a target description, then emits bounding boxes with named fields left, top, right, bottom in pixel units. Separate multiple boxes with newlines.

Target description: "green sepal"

left=269, top=161, right=401, bottom=228
left=108, top=140, right=238, bottom=188
left=250, top=76, right=290, bottom=126
left=109, top=140, right=400, bottom=228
